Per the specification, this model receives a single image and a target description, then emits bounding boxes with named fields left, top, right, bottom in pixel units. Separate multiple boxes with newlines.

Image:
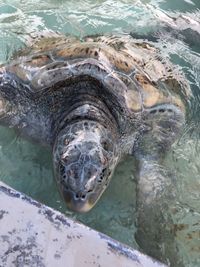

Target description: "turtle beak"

left=61, top=187, right=103, bottom=213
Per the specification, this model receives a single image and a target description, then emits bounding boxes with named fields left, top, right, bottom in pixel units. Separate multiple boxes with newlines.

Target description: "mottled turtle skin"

left=0, top=34, right=189, bottom=212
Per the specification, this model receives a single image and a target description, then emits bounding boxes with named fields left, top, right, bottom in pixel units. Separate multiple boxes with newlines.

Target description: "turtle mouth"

left=61, top=187, right=103, bottom=213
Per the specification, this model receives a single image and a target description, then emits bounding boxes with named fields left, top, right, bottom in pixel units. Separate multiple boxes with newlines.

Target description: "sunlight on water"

left=0, top=0, right=200, bottom=266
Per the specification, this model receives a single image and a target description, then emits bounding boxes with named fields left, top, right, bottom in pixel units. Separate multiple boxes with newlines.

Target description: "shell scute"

left=26, top=54, right=52, bottom=67
left=115, top=72, right=142, bottom=112
left=55, top=44, right=91, bottom=59
left=31, top=63, right=73, bottom=90
left=7, top=64, right=30, bottom=83
left=54, top=40, right=136, bottom=75
left=135, top=73, right=185, bottom=112
left=6, top=52, right=54, bottom=84
left=29, top=35, right=80, bottom=54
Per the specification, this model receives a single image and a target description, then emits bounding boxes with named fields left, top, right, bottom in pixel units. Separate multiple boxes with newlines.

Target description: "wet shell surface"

left=2, top=33, right=190, bottom=114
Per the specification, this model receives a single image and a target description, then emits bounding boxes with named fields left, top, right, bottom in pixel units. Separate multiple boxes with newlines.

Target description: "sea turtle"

left=0, top=33, right=190, bottom=213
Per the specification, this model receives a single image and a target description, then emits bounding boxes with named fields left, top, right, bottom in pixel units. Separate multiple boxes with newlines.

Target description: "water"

left=0, top=0, right=200, bottom=266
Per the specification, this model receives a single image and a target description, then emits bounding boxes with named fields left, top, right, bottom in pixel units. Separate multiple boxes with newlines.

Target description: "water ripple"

left=0, top=0, right=200, bottom=266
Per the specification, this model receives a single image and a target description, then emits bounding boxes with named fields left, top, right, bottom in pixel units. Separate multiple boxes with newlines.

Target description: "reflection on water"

left=0, top=0, right=200, bottom=266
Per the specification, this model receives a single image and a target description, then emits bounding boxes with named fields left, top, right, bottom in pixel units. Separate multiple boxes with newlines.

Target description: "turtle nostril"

left=75, top=192, right=86, bottom=200
left=81, top=194, right=86, bottom=200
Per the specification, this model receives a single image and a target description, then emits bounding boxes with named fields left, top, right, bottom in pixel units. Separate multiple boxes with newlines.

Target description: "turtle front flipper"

left=0, top=67, right=17, bottom=126
left=133, top=105, right=185, bottom=266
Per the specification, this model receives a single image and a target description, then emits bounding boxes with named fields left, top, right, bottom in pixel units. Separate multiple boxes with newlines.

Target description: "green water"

left=0, top=0, right=200, bottom=266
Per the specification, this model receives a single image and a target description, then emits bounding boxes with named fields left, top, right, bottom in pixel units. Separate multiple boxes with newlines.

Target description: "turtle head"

left=53, top=120, right=119, bottom=212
